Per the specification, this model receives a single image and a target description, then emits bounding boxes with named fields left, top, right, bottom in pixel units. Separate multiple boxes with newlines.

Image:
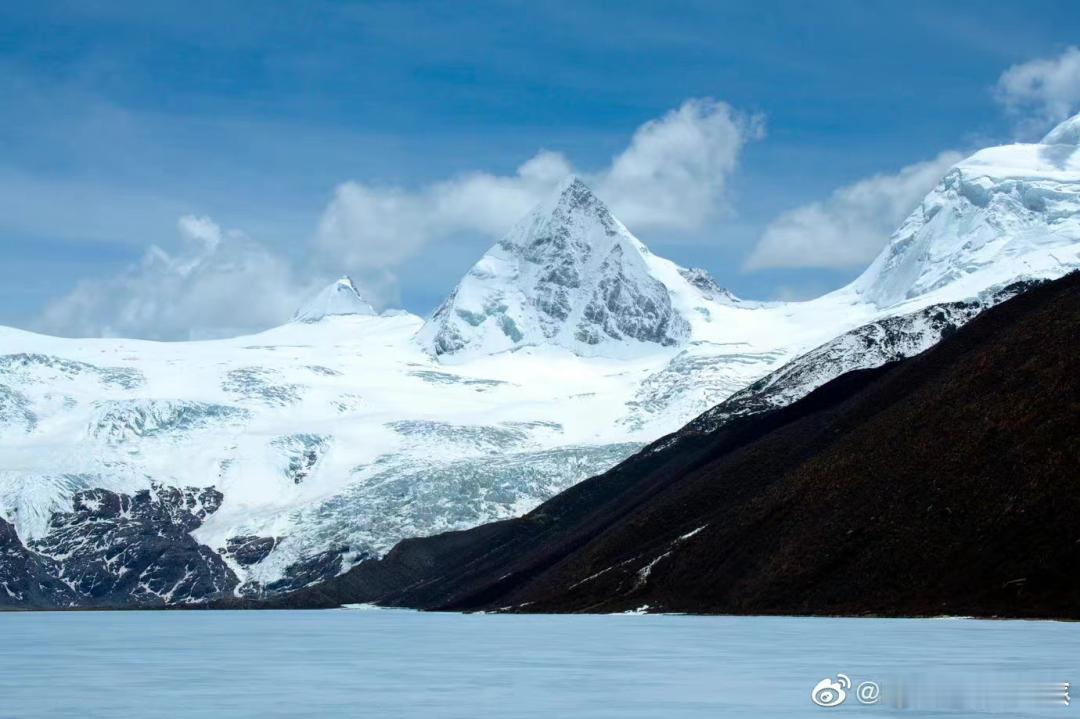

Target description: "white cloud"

left=744, top=151, right=961, bottom=271
left=316, top=98, right=762, bottom=269
left=599, top=98, right=764, bottom=230
left=38, top=215, right=317, bottom=340
left=995, top=46, right=1080, bottom=131
left=38, top=98, right=763, bottom=339
left=316, top=151, right=572, bottom=270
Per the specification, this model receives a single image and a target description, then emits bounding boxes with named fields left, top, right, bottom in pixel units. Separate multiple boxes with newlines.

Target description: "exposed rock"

left=23, top=485, right=237, bottom=607
left=264, top=546, right=347, bottom=594
left=0, top=518, right=75, bottom=608
left=224, top=535, right=278, bottom=566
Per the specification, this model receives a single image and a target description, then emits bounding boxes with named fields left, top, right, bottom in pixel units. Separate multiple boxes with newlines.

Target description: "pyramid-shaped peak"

left=417, top=177, right=691, bottom=358
left=528, top=176, right=612, bottom=224
left=501, top=175, right=627, bottom=260
left=293, top=275, right=376, bottom=323
left=553, top=174, right=596, bottom=202
left=1042, top=112, right=1080, bottom=145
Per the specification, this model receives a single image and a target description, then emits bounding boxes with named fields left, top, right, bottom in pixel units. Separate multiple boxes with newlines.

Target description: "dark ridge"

left=263, top=270, right=1080, bottom=617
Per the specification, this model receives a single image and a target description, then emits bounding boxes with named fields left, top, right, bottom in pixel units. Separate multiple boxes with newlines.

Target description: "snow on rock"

left=677, top=267, right=739, bottom=305
left=88, top=399, right=250, bottom=443
left=0, top=384, right=37, bottom=434
left=293, top=276, right=376, bottom=323
left=418, top=177, right=692, bottom=359
left=0, top=517, right=75, bottom=608
left=22, top=485, right=236, bottom=607
left=682, top=279, right=1037, bottom=439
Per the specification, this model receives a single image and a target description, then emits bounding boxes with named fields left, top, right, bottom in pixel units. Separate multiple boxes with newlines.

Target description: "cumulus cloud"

left=744, top=151, right=962, bottom=271
left=995, top=46, right=1080, bottom=131
left=316, top=98, right=762, bottom=269
left=317, top=151, right=572, bottom=270
left=599, top=99, right=764, bottom=229
left=38, top=215, right=317, bottom=340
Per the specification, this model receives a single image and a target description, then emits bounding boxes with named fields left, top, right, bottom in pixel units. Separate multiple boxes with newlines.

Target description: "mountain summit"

left=293, top=276, right=376, bottom=322
left=417, top=177, right=692, bottom=358
left=851, top=119, right=1080, bottom=308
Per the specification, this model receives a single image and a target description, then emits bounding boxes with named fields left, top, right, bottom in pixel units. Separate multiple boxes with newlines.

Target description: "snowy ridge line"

left=680, top=278, right=1041, bottom=440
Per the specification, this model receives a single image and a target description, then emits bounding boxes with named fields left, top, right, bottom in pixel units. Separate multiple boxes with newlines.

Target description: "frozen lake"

left=0, top=609, right=1075, bottom=718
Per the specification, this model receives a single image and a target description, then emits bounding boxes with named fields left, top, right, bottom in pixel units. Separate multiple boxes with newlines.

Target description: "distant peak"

left=417, top=174, right=692, bottom=358
left=1042, top=112, right=1080, bottom=145
left=292, top=275, right=376, bottom=323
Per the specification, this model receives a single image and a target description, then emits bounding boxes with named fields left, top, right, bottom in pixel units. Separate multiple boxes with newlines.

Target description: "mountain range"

left=2, top=114, right=1080, bottom=608
left=280, top=268, right=1079, bottom=617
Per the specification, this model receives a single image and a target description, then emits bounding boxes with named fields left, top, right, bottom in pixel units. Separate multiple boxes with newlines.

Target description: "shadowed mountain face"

left=275, top=271, right=1080, bottom=618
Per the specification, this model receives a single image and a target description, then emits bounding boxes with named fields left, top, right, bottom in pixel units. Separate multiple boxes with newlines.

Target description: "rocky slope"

left=278, top=271, right=1080, bottom=618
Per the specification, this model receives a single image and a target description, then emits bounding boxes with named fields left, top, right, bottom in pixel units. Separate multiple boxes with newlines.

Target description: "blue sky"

left=3, top=1, right=1080, bottom=338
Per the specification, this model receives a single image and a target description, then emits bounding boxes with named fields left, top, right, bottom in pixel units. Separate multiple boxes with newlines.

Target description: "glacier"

left=2, top=115, right=1080, bottom=606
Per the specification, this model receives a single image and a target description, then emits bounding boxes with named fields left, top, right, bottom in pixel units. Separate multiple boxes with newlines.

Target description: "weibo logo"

left=810, top=674, right=851, bottom=707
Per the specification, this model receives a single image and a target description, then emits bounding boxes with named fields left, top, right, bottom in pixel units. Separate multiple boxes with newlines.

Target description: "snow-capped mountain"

left=292, top=276, right=375, bottom=322
left=418, top=177, right=698, bottom=358
left=2, top=115, right=1079, bottom=607
left=853, top=118, right=1080, bottom=308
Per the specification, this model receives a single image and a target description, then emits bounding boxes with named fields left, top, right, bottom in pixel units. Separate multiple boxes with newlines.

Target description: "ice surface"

left=0, top=612, right=1074, bottom=718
